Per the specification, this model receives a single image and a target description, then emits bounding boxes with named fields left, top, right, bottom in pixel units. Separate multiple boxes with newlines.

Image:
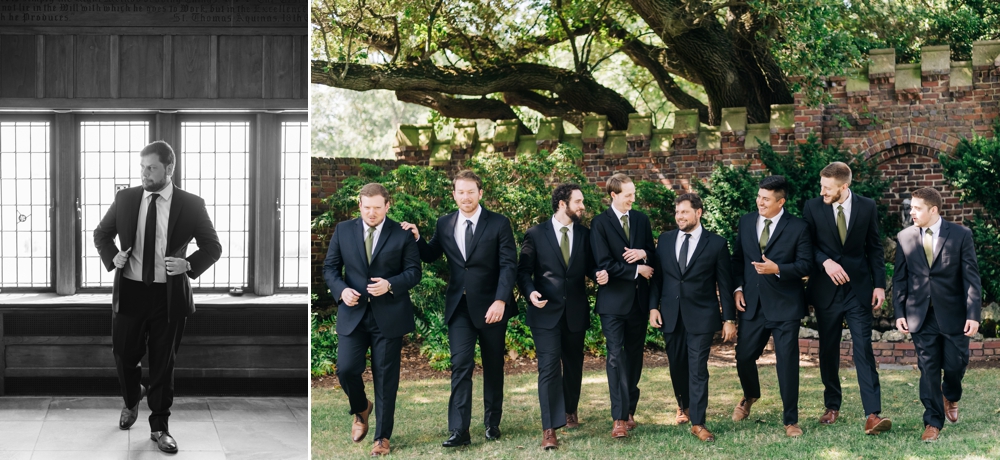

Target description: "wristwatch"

left=724, top=320, right=736, bottom=324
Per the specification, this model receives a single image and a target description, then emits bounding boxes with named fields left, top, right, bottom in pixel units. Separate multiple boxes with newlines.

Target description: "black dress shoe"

left=150, top=431, right=178, bottom=453
left=119, top=385, right=147, bottom=430
left=442, top=429, right=471, bottom=448
left=485, top=426, right=501, bottom=440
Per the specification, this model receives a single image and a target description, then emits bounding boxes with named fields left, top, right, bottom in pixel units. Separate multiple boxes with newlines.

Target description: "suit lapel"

left=166, top=187, right=186, bottom=254
left=933, top=220, right=951, bottom=265
left=124, top=187, right=143, bottom=250
left=683, top=231, right=710, bottom=276
left=820, top=200, right=842, bottom=248
left=569, top=222, right=584, bottom=269
left=355, top=218, right=370, bottom=268
left=910, top=226, right=929, bottom=271
left=664, top=230, right=681, bottom=276
left=539, top=220, right=567, bottom=271
left=369, top=218, right=394, bottom=263
left=763, top=212, right=789, bottom=254
left=466, top=207, right=489, bottom=260
left=745, top=213, right=763, bottom=259
left=843, top=192, right=861, bottom=243
left=608, top=208, right=629, bottom=244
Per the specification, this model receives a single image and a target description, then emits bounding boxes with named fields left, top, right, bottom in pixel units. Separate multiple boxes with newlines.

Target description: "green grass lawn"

left=312, top=365, right=1000, bottom=459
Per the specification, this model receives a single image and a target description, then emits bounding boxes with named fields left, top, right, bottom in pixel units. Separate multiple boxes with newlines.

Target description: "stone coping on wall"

left=795, top=337, right=1000, bottom=365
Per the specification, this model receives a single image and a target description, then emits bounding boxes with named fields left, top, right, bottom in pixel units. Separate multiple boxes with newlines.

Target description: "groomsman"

left=517, top=183, right=608, bottom=450
left=648, top=193, right=736, bottom=442
left=893, top=187, right=981, bottom=442
left=400, top=170, right=518, bottom=447
left=590, top=173, right=655, bottom=439
left=803, top=162, right=891, bottom=435
left=731, top=175, right=813, bottom=437
left=323, top=183, right=422, bottom=456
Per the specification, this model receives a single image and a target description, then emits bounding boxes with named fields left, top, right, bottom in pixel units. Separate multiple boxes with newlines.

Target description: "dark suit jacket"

left=892, top=220, right=982, bottom=334
left=516, top=219, right=597, bottom=332
left=94, top=185, right=222, bottom=320
left=417, top=207, right=518, bottom=329
left=323, top=217, right=422, bottom=339
left=649, top=228, right=736, bottom=334
left=731, top=210, right=812, bottom=322
left=803, top=193, right=885, bottom=309
left=590, top=207, right=655, bottom=316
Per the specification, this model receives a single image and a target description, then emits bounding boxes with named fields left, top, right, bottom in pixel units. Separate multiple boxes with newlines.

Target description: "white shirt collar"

left=833, top=189, right=852, bottom=211
left=459, top=205, right=483, bottom=228
left=365, top=216, right=387, bottom=234
left=924, top=215, right=943, bottom=235
left=760, top=207, right=784, bottom=225
left=611, top=204, right=629, bottom=222
left=680, top=223, right=703, bottom=240
left=142, top=181, right=174, bottom=202
left=551, top=215, right=572, bottom=233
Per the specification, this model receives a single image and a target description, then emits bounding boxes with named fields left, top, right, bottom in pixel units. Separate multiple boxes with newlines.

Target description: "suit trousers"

left=530, top=314, right=586, bottom=430
left=735, top=305, right=800, bottom=425
left=662, top=312, right=715, bottom=426
left=447, top=296, right=508, bottom=431
left=599, top=296, right=647, bottom=421
left=910, top=307, right=970, bottom=429
left=112, top=278, right=186, bottom=432
left=816, top=286, right=882, bottom=415
left=336, top=306, right=403, bottom=440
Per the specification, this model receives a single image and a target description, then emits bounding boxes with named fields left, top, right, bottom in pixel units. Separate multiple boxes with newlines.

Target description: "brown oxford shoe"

left=690, top=424, right=715, bottom=442
left=541, top=428, right=558, bottom=450
left=565, top=412, right=579, bottom=429
left=611, top=420, right=629, bottom=439
left=625, top=414, right=637, bottom=431
left=784, top=424, right=803, bottom=437
left=921, top=425, right=940, bottom=442
left=352, top=400, right=373, bottom=443
left=943, top=396, right=959, bottom=423
left=676, top=407, right=690, bottom=425
left=732, top=397, right=758, bottom=422
left=370, top=438, right=390, bottom=456
left=864, top=413, right=892, bottom=435
left=819, top=408, right=839, bottom=425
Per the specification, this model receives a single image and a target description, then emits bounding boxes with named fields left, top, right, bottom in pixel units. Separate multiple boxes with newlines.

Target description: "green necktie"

left=759, top=219, right=772, bottom=252
left=837, top=205, right=847, bottom=244
left=924, top=228, right=934, bottom=267
left=560, top=227, right=571, bottom=265
left=365, top=226, right=376, bottom=263
left=621, top=214, right=630, bottom=243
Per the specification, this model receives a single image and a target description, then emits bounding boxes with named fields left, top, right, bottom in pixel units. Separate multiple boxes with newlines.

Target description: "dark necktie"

left=621, top=214, right=629, bottom=243
left=464, top=219, right=474, bottom=261
left=143, top=193, right=160, bottom=285
left=679, top=233, right=691, bottom=274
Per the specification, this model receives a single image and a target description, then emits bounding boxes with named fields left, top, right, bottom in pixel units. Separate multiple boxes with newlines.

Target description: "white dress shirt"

left=363, top=217, right=387, bottom=258
left=552, top=216, right=573, bottom=257
left=675, top=224, right=703, bottom=265
left=611, top=205, right=640, bottom=279
left=831, top=189, right=853, bottom=230
left=920, top=215, right=943, bottom=257
left=124, top=182, right=173, bottom=284
left=454, top=205, right=483, bottom=260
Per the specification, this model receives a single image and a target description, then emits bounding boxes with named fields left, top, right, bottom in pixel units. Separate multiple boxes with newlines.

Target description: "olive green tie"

left=621, top=214, right=629, bottom=243
left=924, top=228, right=934, bottom=267
left=837, top=205, right=847, bottom=244
left=759, top=219, right=772, bottom=252
left=560, top=227, right=570, bottom=265
left=365, top=226, right=376, bottom=263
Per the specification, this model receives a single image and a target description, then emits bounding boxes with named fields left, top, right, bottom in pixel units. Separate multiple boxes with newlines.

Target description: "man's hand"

left=367, top=277, right=390, bottom=297
left=649, top=310, right=662, bottom=328
left=529, top=291, right=548, bottom=308
left=637, top=264, right=654, bottom=279
left=871, top=288, right=885, bottom=310
left=752, top=254, right=780, bottom=275
left=735, top=290, right=746, bottom=312
left=964, top=320, right=980, bottom=337
left=824, top=259, right=850, bottom=285
left=399, top=222, right=420, bottom=241
left=113, top=247, right=132, bottom=269
left=623, top=248, right=647, bottom=264
left=341, top=288, right=361, bottom=307
left=595, top=270, right=609, bottom=285
left=722, top=322, right=737, bottom=343
left=895, top=317, right=909, bottom=333
left=164, top=257, right=189, bottom=276
left=485, top=300, right=506, bottom=324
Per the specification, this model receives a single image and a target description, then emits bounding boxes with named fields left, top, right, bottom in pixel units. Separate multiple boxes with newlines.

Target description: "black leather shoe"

left=150, top=431, right=178, bottom=453
left=119, top=385, right=147, bottom=430
left=442, top=429, right=471, bottom=448
left=485, top=425, right=501, bottom=440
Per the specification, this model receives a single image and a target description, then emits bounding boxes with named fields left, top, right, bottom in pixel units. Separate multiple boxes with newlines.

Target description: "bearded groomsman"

left=517, top=183, right=608, bottom=450
left=803, top=162, right=891, bottom=435
left=893, top=187, right=981, bottom=442
left=648, top=193, right=736, bottom=442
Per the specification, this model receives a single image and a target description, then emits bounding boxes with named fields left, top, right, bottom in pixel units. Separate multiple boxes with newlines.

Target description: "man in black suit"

left=893, top=187, right=981, bottom=442
left=803, top=162, right=892, bottom=435
left=323, top=183, right=422, bottom=456
left=648, top=193, right=736, bottom=442
left=590, top=173, right=655, bottom=439
left=517, top=183, right=608, bottom=450
left=730, top=175, right=812, bottom=437
left=400, top=170, right=517, bottom=447
left=94, top=140, right=221, bottom=454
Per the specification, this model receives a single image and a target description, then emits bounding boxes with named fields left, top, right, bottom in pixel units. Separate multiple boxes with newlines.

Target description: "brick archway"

left=857, top=127, right=961, bottom=162
left=874, top=143, right=971, bottom=228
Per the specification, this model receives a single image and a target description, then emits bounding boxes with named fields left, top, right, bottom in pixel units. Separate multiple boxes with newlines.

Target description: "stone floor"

left=0, top=396, right=308, bottom=460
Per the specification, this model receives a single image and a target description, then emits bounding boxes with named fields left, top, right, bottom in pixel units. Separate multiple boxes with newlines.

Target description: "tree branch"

left=502, top=91, right=584, bottom=130
left=620, top=39, right=709, bottom=124
left=394, top=91, right=530, bottom=133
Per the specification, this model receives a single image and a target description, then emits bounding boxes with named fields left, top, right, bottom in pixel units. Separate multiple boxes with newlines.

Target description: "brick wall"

left=798, top=338, right=1000, bottom=365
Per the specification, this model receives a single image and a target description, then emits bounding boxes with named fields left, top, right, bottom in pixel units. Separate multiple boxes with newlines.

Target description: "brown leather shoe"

left=732, top=397, right=758, bottom=422
left=611, top=420, right=629, bottom=439
left=625, top=414, right=637, bottom=431
left=371, top=438, right=390, bottom=456
left=541, top=428, right=558, bottom=450
left=921, top=425, right=940, bottom=442
left=943, top=396, right=959, bottom=423
left=565, top=412, right=579, bottom=429
left=784, top=424, right=803, bottom=437
left=690, top=424, right=715, bottom=442
left=819, top=408, right=839, bottom=425
left=676, top=407, right=690, bottom=425
left=352, top=400, right=373, bottom=443
left=864, top=413, right=892, bottom=435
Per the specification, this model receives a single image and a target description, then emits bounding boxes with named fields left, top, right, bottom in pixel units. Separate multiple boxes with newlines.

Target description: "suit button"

left=680, top=280, right=684, bottom=284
